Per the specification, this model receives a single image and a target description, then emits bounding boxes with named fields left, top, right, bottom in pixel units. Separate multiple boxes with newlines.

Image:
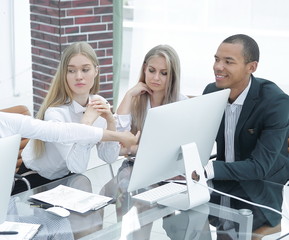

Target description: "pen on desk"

left=90, top=199, right=116, bottom=211
left=107, top=199, right=116, bottom=204
left=0, top=231, right=18, bottom=235
left=30, top=203, right=61, bottom=209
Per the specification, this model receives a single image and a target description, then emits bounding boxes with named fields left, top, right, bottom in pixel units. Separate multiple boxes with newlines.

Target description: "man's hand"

left=191, top=170, right=200, bottom=182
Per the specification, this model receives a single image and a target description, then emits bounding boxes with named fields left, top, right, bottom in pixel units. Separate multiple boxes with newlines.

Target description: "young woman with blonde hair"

left=101, top=45, right=187, bottom=237
left=116, top=44, right=187, bottom=156
left=14, top=42, right=120, bottom=194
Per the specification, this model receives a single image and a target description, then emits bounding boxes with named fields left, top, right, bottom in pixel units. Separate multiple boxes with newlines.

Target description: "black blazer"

left=210, top=180, right=283, bottom=229
left=203, top=75, right=289, bottom=184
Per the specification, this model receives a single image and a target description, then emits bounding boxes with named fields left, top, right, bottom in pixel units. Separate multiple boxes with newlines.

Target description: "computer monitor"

left=127, top=89, right=230, bottom=210
left=0, top=134, right=21, bottom=224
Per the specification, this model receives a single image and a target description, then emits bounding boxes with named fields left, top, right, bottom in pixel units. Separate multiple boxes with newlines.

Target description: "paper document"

left=0, top=221, right=40, bottom=240
left=30, top=185, right=112, bottom=213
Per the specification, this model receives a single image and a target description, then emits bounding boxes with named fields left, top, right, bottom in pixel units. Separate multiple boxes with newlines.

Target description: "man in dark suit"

left=203, top=34, right=289, bottom=184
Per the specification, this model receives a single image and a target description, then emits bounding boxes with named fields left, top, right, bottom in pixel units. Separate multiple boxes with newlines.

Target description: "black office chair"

left=14, top=174, right=31, bottom=190
left=209, top=154, right=217, bottom=160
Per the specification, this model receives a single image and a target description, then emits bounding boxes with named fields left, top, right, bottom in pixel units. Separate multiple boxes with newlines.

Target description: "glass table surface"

left=7, top=159, right=289, bottom=240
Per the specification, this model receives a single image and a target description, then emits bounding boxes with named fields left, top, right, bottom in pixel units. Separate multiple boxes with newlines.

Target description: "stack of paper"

left=30, top=185, right=113, bottom=213
left=0, top=221, right=40, bottom=240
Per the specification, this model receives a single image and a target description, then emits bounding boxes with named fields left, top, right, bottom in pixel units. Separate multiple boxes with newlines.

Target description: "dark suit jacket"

left=203, top=75, right=289, bottom=184
left=210, top=180, right=283, bottom=229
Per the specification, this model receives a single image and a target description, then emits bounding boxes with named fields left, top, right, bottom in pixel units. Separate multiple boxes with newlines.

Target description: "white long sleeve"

left=115, top=113, right=132, bottom=132
left=0, top=112, right=103, bottom=143
left=22, top=97, right=119, bottom=179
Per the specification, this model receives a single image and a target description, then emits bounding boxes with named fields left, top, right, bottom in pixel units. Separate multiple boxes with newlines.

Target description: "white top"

left=0, top=112, right=103, bottom=143
left=22, top=95, right=120, bottom=180
left=204, top=80, right=251, bottom=179
left=115, top=93, right=189, bottom=132
left=224, top=80, right=251, bottom=163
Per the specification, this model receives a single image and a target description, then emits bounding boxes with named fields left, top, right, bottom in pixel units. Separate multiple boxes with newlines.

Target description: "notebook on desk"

left=0, top=221, right=41, bottom=240
left=30, top=184, right=113, bottom=213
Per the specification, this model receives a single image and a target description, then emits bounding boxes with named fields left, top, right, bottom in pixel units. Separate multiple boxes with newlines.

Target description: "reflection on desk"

left=209, top=180, right=284, bottom=239
left=9, top=174, right=103, bottom=239
left=6, top=159, right=289, bottom=240
left=163, top=204, right=212, bottom=240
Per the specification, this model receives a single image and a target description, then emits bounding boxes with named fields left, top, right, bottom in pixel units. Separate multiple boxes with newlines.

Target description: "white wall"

left=2, top=0, right=289, bottom=113
left=121, top=0, right=289, bottom=102
left=0, top=0, right=32, bottom=112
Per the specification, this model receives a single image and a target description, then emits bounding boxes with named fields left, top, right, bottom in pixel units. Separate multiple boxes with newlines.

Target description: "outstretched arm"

left=102, top=130, right=140, bottom=149
left=0, top=112, right=140, bottom=148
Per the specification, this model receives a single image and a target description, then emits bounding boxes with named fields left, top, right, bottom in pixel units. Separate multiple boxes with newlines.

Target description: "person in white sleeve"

left=0, top=112, right=139, bottom=146
left=14, top=42, right=122, bottom=194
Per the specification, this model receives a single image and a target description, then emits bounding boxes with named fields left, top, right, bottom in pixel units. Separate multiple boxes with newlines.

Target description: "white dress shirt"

left=22, top=95, right=120, bottom=180
left=0, top=112, right=103, bottom=143
left=115, top=93, right=189, bottom=132
left=205, top=80, right=251, bottom=179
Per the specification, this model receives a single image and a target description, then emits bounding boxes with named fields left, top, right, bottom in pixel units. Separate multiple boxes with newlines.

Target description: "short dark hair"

left=223, top=34, right=260, bottom=63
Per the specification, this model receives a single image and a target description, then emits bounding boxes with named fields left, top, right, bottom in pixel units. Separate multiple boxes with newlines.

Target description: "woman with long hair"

left=116, top=44, right=187, bottom=156
left=14, top=42, right=120, bottom=194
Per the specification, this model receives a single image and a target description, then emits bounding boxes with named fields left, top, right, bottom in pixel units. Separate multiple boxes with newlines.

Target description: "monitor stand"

left=158, top=142, right=210, bottom=211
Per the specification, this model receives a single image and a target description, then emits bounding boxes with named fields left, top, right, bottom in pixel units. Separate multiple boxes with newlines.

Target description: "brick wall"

left=30, top=0, right=113, bottom=114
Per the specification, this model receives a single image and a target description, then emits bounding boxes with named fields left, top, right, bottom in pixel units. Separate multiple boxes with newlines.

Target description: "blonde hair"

left=131, top=44, right=181, bottom=134
left=34, top=42, right=100, bottom=157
